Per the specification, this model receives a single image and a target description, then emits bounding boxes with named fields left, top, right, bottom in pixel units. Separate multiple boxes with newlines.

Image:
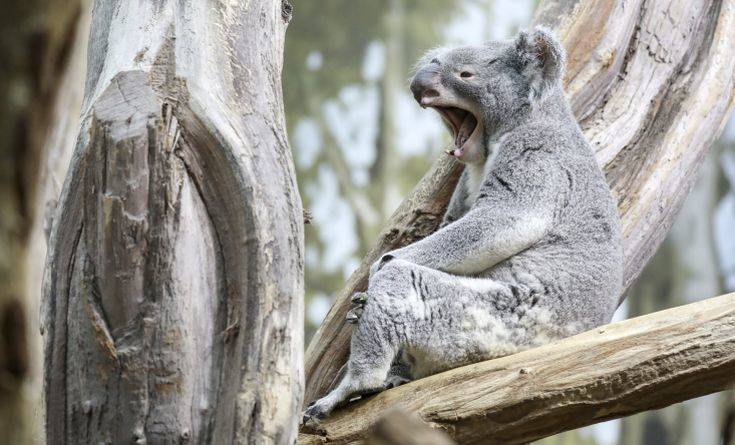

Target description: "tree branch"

left=299, top=292, right=735, bottom=444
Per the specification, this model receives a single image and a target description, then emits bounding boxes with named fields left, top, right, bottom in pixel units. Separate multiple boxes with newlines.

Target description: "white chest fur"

left=464, top=137, right=504, bottom=208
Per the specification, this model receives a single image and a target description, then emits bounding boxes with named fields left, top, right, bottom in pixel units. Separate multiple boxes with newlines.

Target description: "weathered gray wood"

left=299, top=292, right=735, bottom=444
left=42, top=1, right=303, bottom=443
left=305, top=0, right=735, bottom=405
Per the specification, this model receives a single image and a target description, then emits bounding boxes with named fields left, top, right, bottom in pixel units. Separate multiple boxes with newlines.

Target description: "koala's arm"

left=380, top=153, right=562, bottom=275
left=440, top=170, right=470, bottom=228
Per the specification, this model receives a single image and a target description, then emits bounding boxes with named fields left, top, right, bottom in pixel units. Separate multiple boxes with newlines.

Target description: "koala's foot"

left=302, top=383, right=384, bottom=426
left=302, top=400, right=328, bottom=427
left=346, top=306, right=363, bottom=324
left=384, top=375, right=410, bottom=389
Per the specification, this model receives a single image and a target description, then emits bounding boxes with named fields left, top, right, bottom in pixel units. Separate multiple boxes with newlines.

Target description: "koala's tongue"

left=451, top=112, right=477, bottom=156
left=446, top=146, right=465, bottom=157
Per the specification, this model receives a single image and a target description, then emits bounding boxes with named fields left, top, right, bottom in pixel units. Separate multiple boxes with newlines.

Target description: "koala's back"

left=482, top=120, right=623, bottom=329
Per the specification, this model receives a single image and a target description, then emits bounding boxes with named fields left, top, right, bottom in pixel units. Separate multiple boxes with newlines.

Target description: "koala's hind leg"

left=303, top=259, right=535, bottom=424
left=303, top=290, right=405, bottom=425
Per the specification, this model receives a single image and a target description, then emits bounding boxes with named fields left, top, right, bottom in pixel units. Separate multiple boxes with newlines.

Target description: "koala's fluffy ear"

left=515, top=26, right=565, bottom=101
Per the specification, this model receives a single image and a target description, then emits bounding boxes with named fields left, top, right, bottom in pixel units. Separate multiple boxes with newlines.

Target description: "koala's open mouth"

left=432, top=106, right=480, bottom=158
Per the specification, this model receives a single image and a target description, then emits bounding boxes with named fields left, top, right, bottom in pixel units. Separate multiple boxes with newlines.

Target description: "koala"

left=303, top=26, right=623, bottom=425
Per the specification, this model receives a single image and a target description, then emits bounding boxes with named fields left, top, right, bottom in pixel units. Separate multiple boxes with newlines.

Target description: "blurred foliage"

left=283, top=0, right=460, bottom=338
left=284, top=0, right=457, bottom=123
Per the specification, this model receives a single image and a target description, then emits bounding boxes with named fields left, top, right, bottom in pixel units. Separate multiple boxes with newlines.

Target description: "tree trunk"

left=41, top=1, right=304, bottom=443
left=305, top=0, right=735, bottom=405
left=0, top=1, right=88, bottom=443
left=299, top=292, right=735, bottom=445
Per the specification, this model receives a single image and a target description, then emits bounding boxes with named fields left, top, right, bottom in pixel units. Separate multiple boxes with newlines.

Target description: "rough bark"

left=41, top=1, right=303, bottom=444
left=305, top=0, right=735, bottom=404
left=299, top=292, right=735, bottom=445
left=0, top=1, right=88, bottom=443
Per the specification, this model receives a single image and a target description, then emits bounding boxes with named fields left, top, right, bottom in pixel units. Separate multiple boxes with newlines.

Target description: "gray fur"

left=303, top=27, right=623, bottom=424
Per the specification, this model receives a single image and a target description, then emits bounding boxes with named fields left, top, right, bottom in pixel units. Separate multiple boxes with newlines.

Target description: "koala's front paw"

left=346, top=306, right=363, bottom=324
left=302, top=400, right=328, bottom=427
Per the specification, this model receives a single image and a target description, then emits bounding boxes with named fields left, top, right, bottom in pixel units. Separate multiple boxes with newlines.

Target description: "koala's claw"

left=346, top=306, right=363, bottom=324
left=302, top=401, right=327, bottom=426
left=384, top=375, right=411, bottom=389
left=350, top=292, right=368, bottom=306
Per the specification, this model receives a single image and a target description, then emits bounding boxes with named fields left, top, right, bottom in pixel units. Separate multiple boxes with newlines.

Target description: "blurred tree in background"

left=0, top=1, right=87, bottom=442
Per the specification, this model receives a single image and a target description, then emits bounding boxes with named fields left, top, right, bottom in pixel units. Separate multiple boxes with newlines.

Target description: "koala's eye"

left=430, top=58, right=440, bottom=64
left=460, top=71, right=474, bottom=78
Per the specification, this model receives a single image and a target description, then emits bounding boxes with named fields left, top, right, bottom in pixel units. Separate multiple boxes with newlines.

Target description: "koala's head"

left=410, top=27, right=565, bottom=164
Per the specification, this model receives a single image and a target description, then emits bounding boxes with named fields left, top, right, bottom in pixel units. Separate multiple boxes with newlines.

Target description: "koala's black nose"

left=410, top=67, right=441, bottom=105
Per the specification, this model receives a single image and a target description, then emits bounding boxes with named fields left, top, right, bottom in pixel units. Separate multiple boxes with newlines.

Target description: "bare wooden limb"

left=299, top=292, right=735, bottom=445
left=305, top=0, right=735, bottom=404
left=42, top=1, right=303, bottom=443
